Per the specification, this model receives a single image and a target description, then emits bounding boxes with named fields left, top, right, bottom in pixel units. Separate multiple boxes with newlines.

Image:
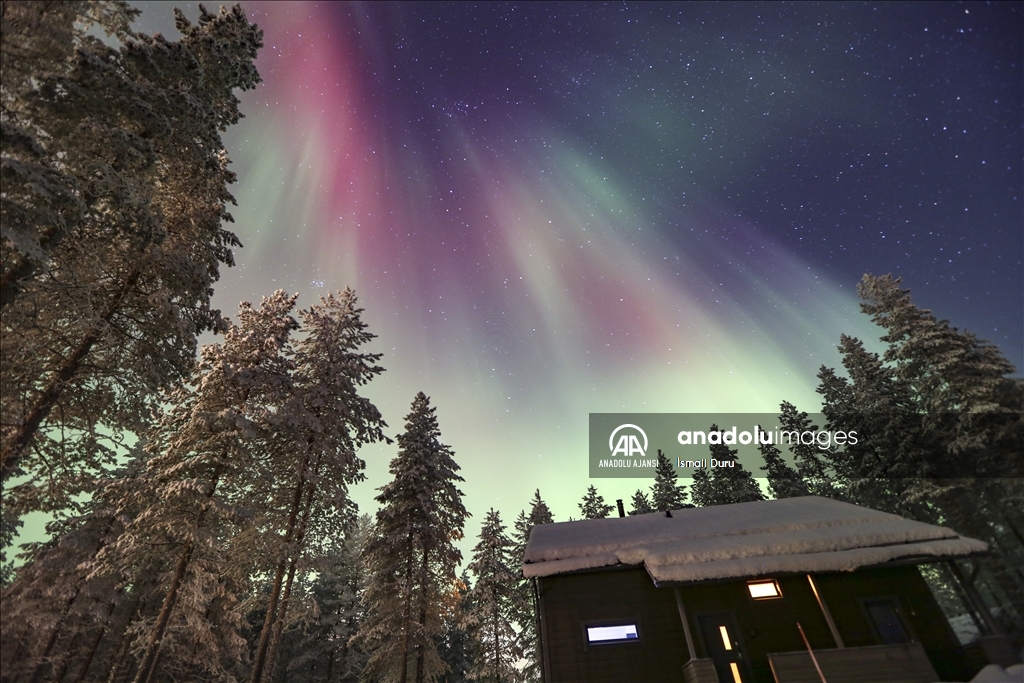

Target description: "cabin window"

left=862, top=597, right=910, bottom=644
left=747, top=579, right=782, bottom=599
left=585, top=623, right=639, bottom=643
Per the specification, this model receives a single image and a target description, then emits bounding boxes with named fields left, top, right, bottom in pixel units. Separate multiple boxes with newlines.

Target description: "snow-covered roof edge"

left=522, top=496, right=987, bottom=581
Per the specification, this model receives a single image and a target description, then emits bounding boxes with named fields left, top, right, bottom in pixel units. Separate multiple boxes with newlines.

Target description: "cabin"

left=522, top=496, right=1002, bottom=683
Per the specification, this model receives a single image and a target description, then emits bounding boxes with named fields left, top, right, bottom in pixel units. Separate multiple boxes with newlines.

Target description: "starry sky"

left=131, top=1, right=1023, bottom=529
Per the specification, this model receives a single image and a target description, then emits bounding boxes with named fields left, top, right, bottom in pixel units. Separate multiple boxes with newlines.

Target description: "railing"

left=767, top=642, right=938, bottom=683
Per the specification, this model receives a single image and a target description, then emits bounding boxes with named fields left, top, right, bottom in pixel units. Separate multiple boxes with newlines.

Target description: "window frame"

left=858, top=595, right=915, bottom=645
left=581, top=619, right=643, bottom=648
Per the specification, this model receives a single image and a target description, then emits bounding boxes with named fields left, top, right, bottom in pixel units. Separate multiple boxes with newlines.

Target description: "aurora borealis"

left=131, top=1, right=1022, bottom=525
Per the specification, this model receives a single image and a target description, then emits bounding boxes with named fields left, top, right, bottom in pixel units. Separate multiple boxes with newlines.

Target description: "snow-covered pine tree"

left=0, top=499, right=124, bottom=683
left=1, top=3, right=263, bottom=524
left=692, top=425, right=765, bottom=506
left=578, top=485, right=614, bottom=520
left=1, top=0, right=137, bottom=305
left=810, top=274, right=1024, bottom=633
left=650, top=449, right=688, bottom=511
left=355, top=393, right=468, bottom=683
left=525, top=490, right=553, bottom=530
left=757, top=428, right=809, bottom=500
left=250, top=289, right=388, bottom=683
left=94, top=291, right=300, bottom=683
left=512, top=490, right=553, bottom=683
left=465, top=510, right=527, bottom=683
left=628, top=489, right=653, bottom=515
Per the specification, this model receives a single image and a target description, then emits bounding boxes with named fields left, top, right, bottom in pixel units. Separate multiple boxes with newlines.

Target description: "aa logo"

left=609, top=424, right=648, bottom=458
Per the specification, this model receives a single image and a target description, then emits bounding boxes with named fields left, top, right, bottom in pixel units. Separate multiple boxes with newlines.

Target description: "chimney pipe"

left=616, top=499, right=625, bottom=518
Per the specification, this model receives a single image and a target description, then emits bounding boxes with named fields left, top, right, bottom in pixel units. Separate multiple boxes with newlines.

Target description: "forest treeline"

left=2, top=2, right=1022, bottom=682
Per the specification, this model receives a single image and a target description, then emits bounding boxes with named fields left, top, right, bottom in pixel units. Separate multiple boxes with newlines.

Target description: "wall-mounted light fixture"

left=747, top=579, right=782, bottom=600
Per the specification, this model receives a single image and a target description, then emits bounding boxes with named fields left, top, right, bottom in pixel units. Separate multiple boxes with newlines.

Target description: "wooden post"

left=807, top=574, right=844, bottom=649
left=673, top=587, right=697, bottom=661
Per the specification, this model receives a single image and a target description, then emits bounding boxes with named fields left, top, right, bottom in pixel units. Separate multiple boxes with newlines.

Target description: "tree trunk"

left=415, top=545, right=429, bottom=683
left=104, top=593, right=149, bottom=683
left=26, top=515, right=117, bottom=683
left=493, top=586, right=500, bottom=683
left=26, top=583, right=83, bottom=683
left=265, top=481, right=316, bottom=682
left=324, top=649, right=334, bottom=683
left=131, top=540, right=194, bottom=683
left=132, top=472, right=219, bottom=683
left=250, top=456, right=309, bottom=683
left=1, top=268, right=141, bottom=483
left=399, top=536, right=414, bottom=683
left=73, top=610, right=112, bottom=683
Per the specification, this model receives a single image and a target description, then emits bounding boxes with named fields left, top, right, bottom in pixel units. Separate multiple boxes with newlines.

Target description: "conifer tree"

left=465, top=510, right=526, bottom=683
left=512, top=490, right=553, bottom=683
left=438, top=571, right=474, bottom=683
left=525, top=490, right=554, bottom=530
left=355, top=393, right=468, bottom=683
left=250, top=289, right=387, bottom=683
left=691, top=425, right=765, bottom=506
left=758, top=429, right=809, bottom=500
left=777, top=402, right=842, bottom=499
left=650, top=449, right=688, bottom=511
left=689, top=469, right=714, bottom=509
left=0, top=499, right=124, bottom=683
left=807, top=274, right=1024, bottom=632
left=628, top=489, right=653, bottom=515
left=97, top=291, right=301, bottom=683
left=578, top=485, right=614, bottom=519
left=275, top=514, right=372, bottom=683
left=1, top=2, right=263, bottom=521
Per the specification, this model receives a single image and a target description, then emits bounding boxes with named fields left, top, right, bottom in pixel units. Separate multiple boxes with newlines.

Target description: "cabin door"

left=697, top=612, right=751, bottom=683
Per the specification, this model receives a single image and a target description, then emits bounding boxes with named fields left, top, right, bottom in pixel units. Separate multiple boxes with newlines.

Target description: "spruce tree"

left=650, top=449, right=688, bottom=511
left=438, top=571, right=474, bottom=683
left=274, top=514, right=372, bottom=683
left=512, top=490, right=553, bottom=683
left=777, top=402, right=843, bottom=499
left=808, top=274, right=1024, bottom=633
left=355, top=393, right=468, bottom=683
left=578, top=485, right=615, bottom=519
left=689, top=469, right=714, bottom=509
left=758, top=428, right=809, bottom=500
left=465, top=510, right=526, bottom=683
left=628, top=489, right=653, bottom=515
left=692, top=425, right=765, bottom=506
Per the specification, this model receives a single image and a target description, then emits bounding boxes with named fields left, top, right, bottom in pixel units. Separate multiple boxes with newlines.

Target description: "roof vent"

left=665, top=510, right=673, bottom=518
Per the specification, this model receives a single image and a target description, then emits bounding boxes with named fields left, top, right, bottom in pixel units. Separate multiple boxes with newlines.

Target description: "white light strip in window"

left=586, top=624, right=638, bottom=642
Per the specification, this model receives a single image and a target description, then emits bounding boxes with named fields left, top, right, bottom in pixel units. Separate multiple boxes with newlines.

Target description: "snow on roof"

left=522, top=496, right=987, bottom=584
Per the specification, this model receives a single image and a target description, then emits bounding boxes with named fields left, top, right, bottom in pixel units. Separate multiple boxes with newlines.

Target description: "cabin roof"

left=522, top=496, right=986, bottom=584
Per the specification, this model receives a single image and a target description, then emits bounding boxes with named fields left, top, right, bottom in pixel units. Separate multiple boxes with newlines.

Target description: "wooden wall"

left=537, top=567, right=687, bottom=683
left=537, top=564, right=970, bottom=683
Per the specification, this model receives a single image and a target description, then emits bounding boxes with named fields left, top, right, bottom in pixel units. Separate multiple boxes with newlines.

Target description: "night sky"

left=131, top=1, right=1023, bottom=528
